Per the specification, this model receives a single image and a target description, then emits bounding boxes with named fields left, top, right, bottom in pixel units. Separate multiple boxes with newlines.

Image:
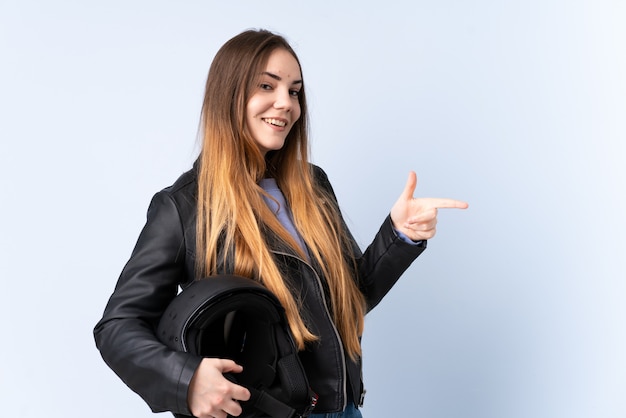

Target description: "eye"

left=259, top=83, right=273, bottom=90
left=289, top=89, right=300, bottom=97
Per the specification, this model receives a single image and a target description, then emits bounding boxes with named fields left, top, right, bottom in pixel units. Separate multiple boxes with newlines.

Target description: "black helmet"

left=157, top=275, right=317, bottom=418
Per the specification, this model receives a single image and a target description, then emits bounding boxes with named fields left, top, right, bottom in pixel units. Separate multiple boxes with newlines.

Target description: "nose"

left=273, top=88, right=293, bottom=112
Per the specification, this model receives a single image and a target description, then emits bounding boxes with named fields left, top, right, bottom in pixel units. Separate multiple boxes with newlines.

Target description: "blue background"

left=1, top=1, right=624, bottom=417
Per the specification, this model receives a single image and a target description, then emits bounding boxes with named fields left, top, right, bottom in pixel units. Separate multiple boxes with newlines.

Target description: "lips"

left=262, top=118, right=287, bottom=128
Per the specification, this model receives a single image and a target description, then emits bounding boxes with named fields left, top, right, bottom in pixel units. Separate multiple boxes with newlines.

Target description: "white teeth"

left=263, top=118, right=287, bottom=127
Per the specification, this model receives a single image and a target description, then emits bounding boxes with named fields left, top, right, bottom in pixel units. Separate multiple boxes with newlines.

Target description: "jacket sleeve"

left=356, top=215, right=426, bottom=311
left=311, top=165, right=426, bottom=312
left=93, top=191, right=201, bottom=415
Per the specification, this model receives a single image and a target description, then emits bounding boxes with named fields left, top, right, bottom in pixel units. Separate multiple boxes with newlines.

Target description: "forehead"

left=263, top=48, right=302, bottom=80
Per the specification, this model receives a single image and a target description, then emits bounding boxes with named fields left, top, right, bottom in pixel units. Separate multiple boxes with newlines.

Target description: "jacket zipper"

left=271, top=250, right=348, bottom=411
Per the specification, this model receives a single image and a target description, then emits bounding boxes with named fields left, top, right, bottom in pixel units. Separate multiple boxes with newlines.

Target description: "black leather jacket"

left=93, top=164, right=425, bottom=415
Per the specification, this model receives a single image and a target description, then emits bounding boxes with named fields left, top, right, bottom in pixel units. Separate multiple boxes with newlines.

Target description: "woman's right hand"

left=187, top=358, right=251, bottom=418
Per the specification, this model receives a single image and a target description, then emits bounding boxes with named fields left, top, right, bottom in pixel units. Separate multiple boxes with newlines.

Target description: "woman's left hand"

left=390, top=171, right=468, bottom=241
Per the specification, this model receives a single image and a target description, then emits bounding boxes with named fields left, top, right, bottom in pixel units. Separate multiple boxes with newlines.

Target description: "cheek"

left=246, top=94, right=264, bottom=118
left=293, top=103, right=302, bottom=122
left=245, top=99, right=256, bottom=120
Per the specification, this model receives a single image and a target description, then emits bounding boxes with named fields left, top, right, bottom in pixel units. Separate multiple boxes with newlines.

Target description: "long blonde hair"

left=195, top=29, right=365, bottom=359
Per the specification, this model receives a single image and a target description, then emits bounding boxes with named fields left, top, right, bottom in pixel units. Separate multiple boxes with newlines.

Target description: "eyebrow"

left=262, top=71, right=303, bottom=85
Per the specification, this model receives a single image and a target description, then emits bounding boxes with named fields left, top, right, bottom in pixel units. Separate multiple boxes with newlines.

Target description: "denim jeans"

left=256, top=401, right=363, bottom=418
left=309, top=402, right=363, bottom=418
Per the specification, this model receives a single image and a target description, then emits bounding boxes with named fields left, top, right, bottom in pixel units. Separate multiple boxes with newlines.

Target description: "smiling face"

left=245, top=48, right=302, bottom=156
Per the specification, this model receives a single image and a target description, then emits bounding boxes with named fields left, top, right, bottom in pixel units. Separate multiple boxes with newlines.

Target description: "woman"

left=94, top=29, right=467, bottom=418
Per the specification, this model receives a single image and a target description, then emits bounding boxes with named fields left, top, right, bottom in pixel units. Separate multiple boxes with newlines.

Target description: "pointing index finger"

left=419, top=197, right=469, bottom=209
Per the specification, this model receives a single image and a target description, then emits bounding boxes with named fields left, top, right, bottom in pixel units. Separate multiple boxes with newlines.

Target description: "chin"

left=262, top=142, right=286, bottom=153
